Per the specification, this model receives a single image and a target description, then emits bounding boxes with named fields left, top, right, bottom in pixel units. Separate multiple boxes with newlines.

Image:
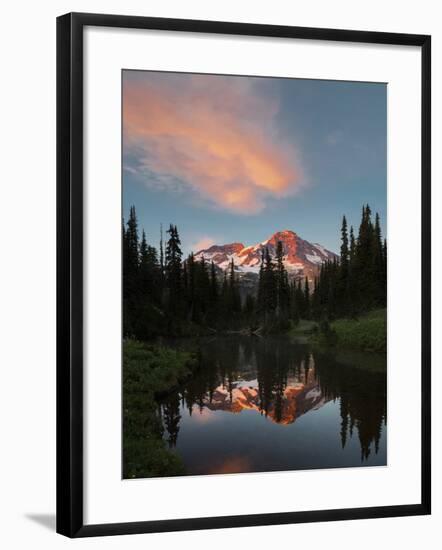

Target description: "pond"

left=157, top=336, right=387, bottom=476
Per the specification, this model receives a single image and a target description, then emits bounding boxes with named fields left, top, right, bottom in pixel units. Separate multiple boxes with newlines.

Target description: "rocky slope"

left=195, top=230, right=337, bottom=284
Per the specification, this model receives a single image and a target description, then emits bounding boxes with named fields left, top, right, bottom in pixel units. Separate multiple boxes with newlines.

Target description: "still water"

left=158, top=336, right=387, bottom=475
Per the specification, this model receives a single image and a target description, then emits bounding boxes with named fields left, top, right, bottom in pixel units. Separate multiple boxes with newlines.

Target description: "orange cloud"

left=123, top=72, right=303, bottom=214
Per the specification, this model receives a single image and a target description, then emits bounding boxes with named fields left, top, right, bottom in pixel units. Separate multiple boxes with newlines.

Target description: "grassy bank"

left=289, top=309, right=387, bottom=353
left=123, top=339, right=197, bottom=479
left=289, top=319, right=318, bottom=336
left=315, top=309, right=386, bottom=353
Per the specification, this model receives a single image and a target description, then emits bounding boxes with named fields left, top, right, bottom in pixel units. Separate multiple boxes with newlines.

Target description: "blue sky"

left=123, top=71, right=386, bottom=255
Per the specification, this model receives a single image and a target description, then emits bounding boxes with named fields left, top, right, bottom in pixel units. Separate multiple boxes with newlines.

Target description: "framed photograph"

left=56, top=12, right=431, bottom=537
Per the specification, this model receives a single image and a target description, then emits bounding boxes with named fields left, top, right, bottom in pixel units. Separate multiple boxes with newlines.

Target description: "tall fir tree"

left=349, top=225, right=356, bottom=261
left=210, top=261, right=218, bottom=302
left=208, top=261, right=219, bottom=325
left=195, top=256, right=211, bottom=323
left=289, top=280, right=300, bottom=324
left=263, top=248, right=277, bottom=317
left=312, top=204, right=387, bottom=320
left=124, top=206, right=139, bottom=298
left=275, top=241, right=290, bottom=324
left=373, top=212, right=385, bottom=307
left=303, top=277, right=310, bottom=319
left=123, top=206, right=140, bottom=336
left=338, top=215, right=349, bottom=316
left=296, top=278, right=305, bottom=318
left=165, top=224, right=183, bottom=316
left=228, top=259, right=242, bottom=316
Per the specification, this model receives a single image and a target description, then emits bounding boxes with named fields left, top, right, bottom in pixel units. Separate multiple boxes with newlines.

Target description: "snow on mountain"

left=194, top=230, right=337, bottom=282
left=201, top=375, right=329, bottom=425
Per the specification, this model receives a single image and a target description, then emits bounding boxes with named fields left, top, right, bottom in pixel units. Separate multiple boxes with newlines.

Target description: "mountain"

left=202, top=376, right=328, bottom=425
left=194, top=230, right=337, bottom=284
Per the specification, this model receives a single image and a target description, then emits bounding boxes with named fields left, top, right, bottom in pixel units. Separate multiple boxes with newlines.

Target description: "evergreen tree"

left=275, top=241, right=290, bottom=323
left=158, top=223, right=165, bottom=300
left=186, top=253, right=196, bottom=319
left=217, top=270, right=229, bottom=327
left=182, top=262, right=188, bottom=301
left=123, top=207, right=140, bottom=336
left=263, top=248, right=277, bottom=317
left=338, top=215, right=349, bottom=316
left=347, top=225, right=357, bottom=317
left=289, top=280, right=300, bottom=324
left=296, top=278, right=305, bottom=318
left=244, top=294, right=256, bottom=325
left=340, top=215, right=349, bottom=264
left=165, top=224, right=183, bottom=316
left=303, top=277, right=310, bottom=319
left=310, top=278, right=319, bottom=320
left=139, top=229, right=148, bottom=264
left=356, top=204, right=376, bottom=310
left=228, top=259, right=242, bottom=316
left=134, top=230, right=164, bottom=338
left=208, top=261, right=219, bottom=325
left=210, top=261, right=218, bottom=302
left=373, top=212, right=385, bottom=307
left=122, top=218, right=130, bottom=335
left=195, top=256, right=211, bottom=323
left=139, top=230, right=160, bottom=300
left=349, top=225, right=356, bottom=262
left=257, top=249, right=265, bottom=312
left=312, top=204, right=387, bottom=321
left=162, top=394, right=181, bottom=448
left=159, top=223, right=164, bottom=268
left=221, top=271, right=228, bottom=301
left=382, top=238, right=387, bottom=306
left=124, top=206, right=140, bottom=299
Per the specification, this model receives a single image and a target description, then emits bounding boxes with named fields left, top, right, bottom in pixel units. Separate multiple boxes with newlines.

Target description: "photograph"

left=0, top=2, right=434, bottom=544
left=122, top=70, right=387, bottom=479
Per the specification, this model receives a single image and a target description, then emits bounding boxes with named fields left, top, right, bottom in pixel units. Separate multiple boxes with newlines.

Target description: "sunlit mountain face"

left=158, top=337, right=387, bottom=468
left=194, top=230, right=338, bottom=283
left=201, top=361, right=327, bottom=425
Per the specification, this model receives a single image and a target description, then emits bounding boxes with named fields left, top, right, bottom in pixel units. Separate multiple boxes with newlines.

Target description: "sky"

left=122, top=70, right=386, bottom=255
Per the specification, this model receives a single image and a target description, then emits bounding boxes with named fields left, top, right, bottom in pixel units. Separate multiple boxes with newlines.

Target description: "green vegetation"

left=123, top=339, right=197, bottom=478
left=123, top=203, right=386, bottom=339
left=312, top=309, right=386, bottom=353
left=122, top=206, right=386, bottom=472
left=295, top=205, right=387, bottom=352
left=311, top=207, right=387, bottom=319
left=289, top=319, right=318, bottom=336
left=330, top=309, right=386, bottom=353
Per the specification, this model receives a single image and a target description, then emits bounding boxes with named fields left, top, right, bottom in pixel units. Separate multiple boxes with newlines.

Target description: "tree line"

left=123, top=206, right=245, bottom=338
left=311, top=205, right=387, bottom=320
left=123, top=204, right=386, bottom=339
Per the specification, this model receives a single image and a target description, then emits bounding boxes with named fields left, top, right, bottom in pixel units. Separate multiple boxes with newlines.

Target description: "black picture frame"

left=56, top=12, right=431, bottom=538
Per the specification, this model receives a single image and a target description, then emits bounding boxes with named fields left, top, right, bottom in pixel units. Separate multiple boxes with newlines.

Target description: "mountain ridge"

left=194, top=229, right=337, bottom=282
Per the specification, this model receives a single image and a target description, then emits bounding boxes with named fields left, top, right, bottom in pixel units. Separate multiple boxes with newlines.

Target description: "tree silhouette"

left=122, top=203, right=387, bottom=337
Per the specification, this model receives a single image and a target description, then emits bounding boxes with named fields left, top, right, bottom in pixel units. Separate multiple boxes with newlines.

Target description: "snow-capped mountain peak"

left=194, top=230, right=337, bottom=280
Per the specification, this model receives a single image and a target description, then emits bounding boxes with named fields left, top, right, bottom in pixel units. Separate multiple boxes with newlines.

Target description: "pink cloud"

left=123, top=73, right=303, bottom=214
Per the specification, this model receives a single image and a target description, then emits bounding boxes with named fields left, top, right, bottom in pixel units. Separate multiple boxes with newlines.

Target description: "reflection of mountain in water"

left=203, top=363, right=328, bottom=425
left=159, top=337, right=386, bottom=463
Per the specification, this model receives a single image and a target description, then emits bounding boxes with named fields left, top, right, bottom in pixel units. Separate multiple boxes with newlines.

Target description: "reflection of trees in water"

left=159, top=338, right=386, bottom=462
left=161, top=393, right=181, bottom=448
left=255, top=339, right=309, bottom=422
left=312, top=350, right=386, bottom=460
